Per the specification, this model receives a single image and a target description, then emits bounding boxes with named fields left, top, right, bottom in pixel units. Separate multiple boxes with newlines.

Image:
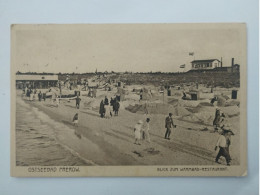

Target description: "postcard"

left=10, top=23, right=247, bottom=176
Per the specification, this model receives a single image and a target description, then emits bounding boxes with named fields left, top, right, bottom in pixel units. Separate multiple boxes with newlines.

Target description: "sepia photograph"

left=10, top=23, right=247, bottom=177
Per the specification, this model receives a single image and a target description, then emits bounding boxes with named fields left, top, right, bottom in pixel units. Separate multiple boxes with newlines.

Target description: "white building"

left=191, top=59, right=221, bottom=70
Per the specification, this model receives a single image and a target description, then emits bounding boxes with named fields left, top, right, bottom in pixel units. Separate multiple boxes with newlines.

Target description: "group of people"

left=134, top=118, right=151, bottom=145
left=133, top=113, right=177, bottom=145
left=213, top=107, right=235, bottom=166
left=24, top=87, right=46, bottom=101
left=133, top=109, right=235, bottom=167
left=99, top=96, right=120, bottom=118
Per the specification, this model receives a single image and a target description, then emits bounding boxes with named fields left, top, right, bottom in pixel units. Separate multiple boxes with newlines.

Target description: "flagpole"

left=189, top=52, right=195, bottom=71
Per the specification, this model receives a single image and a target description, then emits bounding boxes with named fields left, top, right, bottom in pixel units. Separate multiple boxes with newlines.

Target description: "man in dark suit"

left=75, top=96, right=81, bottom=109
left=165, top=113, right=176, bottom=140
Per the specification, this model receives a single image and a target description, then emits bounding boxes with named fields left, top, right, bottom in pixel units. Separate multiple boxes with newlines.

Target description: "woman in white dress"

left=104, top=104, right=111, bottom=119
left=134, top=120, right=143, bottom=145
left=143, top=118, right=151, bottom=143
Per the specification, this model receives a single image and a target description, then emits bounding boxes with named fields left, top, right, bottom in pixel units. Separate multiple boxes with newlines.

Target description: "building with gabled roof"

left=191, top=59, right=221, bottom=70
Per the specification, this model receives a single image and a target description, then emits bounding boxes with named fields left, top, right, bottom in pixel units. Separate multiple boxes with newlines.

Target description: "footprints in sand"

left=133, top=148, right=160, bottom=158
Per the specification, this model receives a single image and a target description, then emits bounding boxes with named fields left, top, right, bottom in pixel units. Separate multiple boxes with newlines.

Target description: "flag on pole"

left=189, top=52, right=194, bottom=56
left=180, top=64, right=185, bottom=68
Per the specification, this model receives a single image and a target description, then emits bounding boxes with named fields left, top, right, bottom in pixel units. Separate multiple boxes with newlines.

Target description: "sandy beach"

left=16, top=86, right=240, bottom=166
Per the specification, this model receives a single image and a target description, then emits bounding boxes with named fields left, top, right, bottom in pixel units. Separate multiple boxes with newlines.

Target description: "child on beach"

left=72, top=113, right=79, bottom=127
left=134, top=120, right=143, bottom=145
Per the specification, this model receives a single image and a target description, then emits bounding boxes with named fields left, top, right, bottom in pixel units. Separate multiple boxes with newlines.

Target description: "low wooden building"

left=16, top=74, right=58, bottom=89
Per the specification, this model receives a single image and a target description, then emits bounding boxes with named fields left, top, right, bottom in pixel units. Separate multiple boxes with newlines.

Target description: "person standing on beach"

left=164, top=113, right=176, bottom=140
left=30, top=90, right=34, bottom=101
left=99, top=100, right=105, bottom=118
left=104, top=96, right=109, bottom=105
left=218, top=113, right=227, bottom=130
left=75, top=96, right=81, bottom=109
left=110, top=97, right=115, bottom=107
left=104, top=104, right=112, bottom=119
left=134, top=120, right=143, bottom=145
left=214, top=129, right=232, bottom=166
left=140, top=89, right=143, bottom=101
left=33, top=89, right=37, bottom=100
left=42, top=92, right=46, bottom=101
left=38, top=91, right=42, bottom=101
left=26, top=88, right=30, bottom=100
left=213, top=108, right=221, bottom=130
left=143, top=118, right=151, bottom=143
left=210, top=97, right=217, bottom=105
left=110, top=97, right=116, bottom=114
left=114, top=100, right=120, bottom=116
left=222, top=124, right=234, bottom=159
left=72, top=113, right=79, bottom=127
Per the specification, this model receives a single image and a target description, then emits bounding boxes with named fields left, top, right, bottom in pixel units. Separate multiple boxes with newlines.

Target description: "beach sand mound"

left=179, top=103, right=240, bottom=125
left=125, top=103, right=191, bottom=116
left=219, top=106, right=240, bottom=117
left=180, top=113, right=214, bottom=126
left=198, top=102, right=213, bottom=107
left=225, top=100, right=240, bottom=107
left=178, top=103, right=216, bottom=125
left=167, top=98, right=179, bottom=106
left=178, top=99, right=201, bottom=108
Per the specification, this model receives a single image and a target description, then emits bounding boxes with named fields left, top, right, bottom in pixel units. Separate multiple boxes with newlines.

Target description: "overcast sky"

left=13, top=24, right=245, bottom=73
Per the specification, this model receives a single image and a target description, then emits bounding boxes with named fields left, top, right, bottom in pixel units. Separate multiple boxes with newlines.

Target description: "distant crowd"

left=99, top=96, right=120, bottom=118
left=24, top=87, right=46, bottom=101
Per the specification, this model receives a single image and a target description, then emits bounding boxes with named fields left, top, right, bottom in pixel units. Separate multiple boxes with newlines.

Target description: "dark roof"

left=191, top=59, right=220, bottom=63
